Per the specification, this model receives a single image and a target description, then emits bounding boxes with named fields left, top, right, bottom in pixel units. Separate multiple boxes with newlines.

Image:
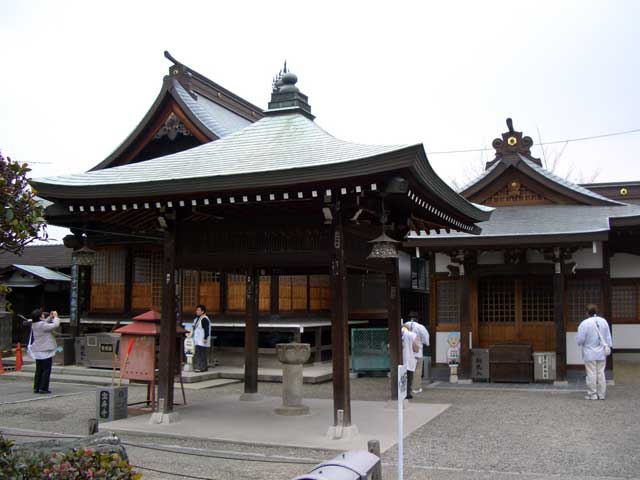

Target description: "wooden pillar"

left=123, top=247, right=133, bottom=315
left=157, top=224, right=177, bottom=414
left=330, top=210, right=351, bottom=426
left=554, top=249, right=567, bottom=381
left=244, top=269, right=259, bottom=395
left=428, top=253, right=437, bottom=361
left=387, top=258, right=401, bottom=400
left=459, top=276, right=472, bottom=379
left=602, top=244, right=613, bottom=372
left=459, top=254, right=475, bottom=379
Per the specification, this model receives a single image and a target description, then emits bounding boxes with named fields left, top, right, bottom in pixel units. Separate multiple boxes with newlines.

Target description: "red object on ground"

left=15, top=343, right=23, bottom=371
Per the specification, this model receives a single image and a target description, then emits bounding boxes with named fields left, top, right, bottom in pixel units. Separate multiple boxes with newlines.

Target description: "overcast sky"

left=1, top=0, right=639, bottom=214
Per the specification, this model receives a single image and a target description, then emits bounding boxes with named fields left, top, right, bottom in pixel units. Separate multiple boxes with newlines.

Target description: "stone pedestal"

left=274, top=343, right=310, bottom=416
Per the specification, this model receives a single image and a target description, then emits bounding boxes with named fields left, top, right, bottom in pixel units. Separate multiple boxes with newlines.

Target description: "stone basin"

left=276, top=342, right=311, bottom=364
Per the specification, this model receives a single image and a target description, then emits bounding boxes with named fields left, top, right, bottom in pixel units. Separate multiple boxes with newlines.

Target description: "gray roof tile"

left=34, top=113, right=409, bottom=188
left=408, top=204, right=640, bottom=240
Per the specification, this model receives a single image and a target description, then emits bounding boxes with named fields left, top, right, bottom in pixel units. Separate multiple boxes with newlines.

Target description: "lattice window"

left=279, top=275, right=308, bottom=312
left=612, top=283, right=638, bottom=322
left=181, top=270, right=198, bottom=313
left=90, top=247, right=126, bottom=311
left=92, top=248, right=125, bottom=284
left=486, top=182, right=546, bottom=206
left=436, top=279, right=460, bottom=325
left=150, top=251, right=163, bottom=311
left=566, top=278, right=603, bottom=323
left=310, top=275, right=330, bottom=311
left=227, top=274, right=246, bottom=311
left=479, top=278, right=515, bottom=323
left=521, top=278, right=554, bottom=322
left=199, top=271, right=221, bottom=313
left=259, top=276, right=271, bottom=312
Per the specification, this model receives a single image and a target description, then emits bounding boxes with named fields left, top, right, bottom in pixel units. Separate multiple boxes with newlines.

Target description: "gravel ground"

left=1, top=361, right=639, bottom=480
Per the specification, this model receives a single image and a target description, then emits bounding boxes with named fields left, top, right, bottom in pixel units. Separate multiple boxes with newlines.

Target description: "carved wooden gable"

left=485, top=180, right=549, bottom=206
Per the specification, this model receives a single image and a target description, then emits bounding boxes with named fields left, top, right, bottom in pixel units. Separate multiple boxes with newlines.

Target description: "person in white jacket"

left=576, top=304, right=612, bottom=400
left=28, top=309, right=60, bottom=394
left=405, top=313, right=430, bottom=394
left=401, top=326, right=418, bottom=400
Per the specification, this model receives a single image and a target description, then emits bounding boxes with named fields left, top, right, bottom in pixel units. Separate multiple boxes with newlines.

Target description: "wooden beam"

left=330, top=210, right=351, bottom=426
left=157, top=223, right=177, bottom=414
left=554, top=255, right=567, bottom=381
left=244, top=269, right=259, bottom=394
left=387, top=259, right=401, bottom=400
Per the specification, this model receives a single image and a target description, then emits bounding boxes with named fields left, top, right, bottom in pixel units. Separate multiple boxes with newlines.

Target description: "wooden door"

left=478, top=276, right=555, bottom=351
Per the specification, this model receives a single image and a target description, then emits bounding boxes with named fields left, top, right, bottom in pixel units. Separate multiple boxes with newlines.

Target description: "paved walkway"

left=102, top=394, right=450, bottom=452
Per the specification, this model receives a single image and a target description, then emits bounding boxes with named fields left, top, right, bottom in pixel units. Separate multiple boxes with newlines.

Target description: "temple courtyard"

left=1, top=359, right=639, bottom=479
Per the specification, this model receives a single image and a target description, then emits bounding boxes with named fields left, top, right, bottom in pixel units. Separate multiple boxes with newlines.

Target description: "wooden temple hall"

left=31, top=54, right=490, bottom=427
left=407, top=119, right=640, bottom=383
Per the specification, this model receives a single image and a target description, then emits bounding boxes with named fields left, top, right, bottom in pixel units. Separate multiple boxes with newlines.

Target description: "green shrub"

left=0, top=434, right=141, bottom=479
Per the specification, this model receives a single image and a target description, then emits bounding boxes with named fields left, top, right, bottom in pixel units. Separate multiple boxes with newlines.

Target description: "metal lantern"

left=73, top=245, right=97, bottom=266
left=367, top=232, right=400, bottom=259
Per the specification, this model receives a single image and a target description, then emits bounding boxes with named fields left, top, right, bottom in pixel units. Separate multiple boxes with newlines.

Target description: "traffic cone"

left=15, top=343, right=23, bottom=371
left=0, top=351, right=5, bottom=374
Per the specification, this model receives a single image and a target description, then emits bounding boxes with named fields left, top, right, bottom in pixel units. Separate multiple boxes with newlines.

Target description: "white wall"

left=612, top=324, right=640, bottom=349
left=566, top=333, right=584, bottom=365
left=435, top=332, right=451, bottom=364
left=572, top=244, right=602, bottom=269
left=435, top=253, right=450, bottom=273
left=611, top=253, right=640, bottom=278
left=477, top=251, right=504, bottom=265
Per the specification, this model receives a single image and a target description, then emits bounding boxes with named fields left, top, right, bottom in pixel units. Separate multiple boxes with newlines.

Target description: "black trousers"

left=194, top=346, right=209, bottom=371
left=406, top=370, right=414, bottom=399
left=34, top=357, right=53, bottom=392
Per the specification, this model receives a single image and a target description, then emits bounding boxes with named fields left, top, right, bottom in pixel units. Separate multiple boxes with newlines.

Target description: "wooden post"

left=367, top=439, right=382, bottom=480
left=157, top=224, right=177, bottom=414
left=602, top=244, right=613, bottom=373
left=387, top=258, right=401, bottom=400
left=553, top=249, right=567, bottom=381
left=123, top=247, right=133, bottom=316
left=244, top=269, right=259, bottom=395
left=330, top=209, right=351, bottom=426
left=459, top=254, right=475, bottom=379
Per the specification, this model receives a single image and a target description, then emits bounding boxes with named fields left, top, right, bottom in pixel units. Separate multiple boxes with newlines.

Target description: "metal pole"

left=397, top=364, right=405, bottom=480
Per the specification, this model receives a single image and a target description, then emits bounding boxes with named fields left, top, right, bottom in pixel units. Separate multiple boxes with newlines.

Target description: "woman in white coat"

left=28, top=309, right=60, bottom=394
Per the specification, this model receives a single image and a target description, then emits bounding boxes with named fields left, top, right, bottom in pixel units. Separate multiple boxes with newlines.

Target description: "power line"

left=426, top=127, right=640, bottom=155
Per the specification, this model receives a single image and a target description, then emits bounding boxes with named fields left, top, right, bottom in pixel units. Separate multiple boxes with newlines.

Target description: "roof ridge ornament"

left=266, top=63, right=314, bottom=120
left=486, top=117, right=540, bottom=170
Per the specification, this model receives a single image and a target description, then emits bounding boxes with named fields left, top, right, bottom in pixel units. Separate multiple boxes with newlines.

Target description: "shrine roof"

left=459, top=119, right=621, bottom=206
left=32, top=113, right=490, bottom=223
left=90, top=52, right=261, bottom=171
left=406, top=203, right=640, bottom=247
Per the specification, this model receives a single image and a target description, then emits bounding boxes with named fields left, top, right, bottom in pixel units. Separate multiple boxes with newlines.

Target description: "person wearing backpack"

left=576, top=304, right=612, bottom=400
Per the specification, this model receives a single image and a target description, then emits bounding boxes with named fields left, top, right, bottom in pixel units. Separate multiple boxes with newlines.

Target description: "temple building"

left=407, top=119, right=640, bottom=381
left=30, top=53, right=489, bottom=427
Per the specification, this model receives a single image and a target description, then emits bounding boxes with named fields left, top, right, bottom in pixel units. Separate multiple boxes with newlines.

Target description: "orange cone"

left=15, top=343, right=23, bottom=371
left=0, top=351, right=5, bottom=374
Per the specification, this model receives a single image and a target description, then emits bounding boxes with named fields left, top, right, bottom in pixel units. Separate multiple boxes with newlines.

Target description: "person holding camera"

left=28, top=309, right=60, bottom=394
